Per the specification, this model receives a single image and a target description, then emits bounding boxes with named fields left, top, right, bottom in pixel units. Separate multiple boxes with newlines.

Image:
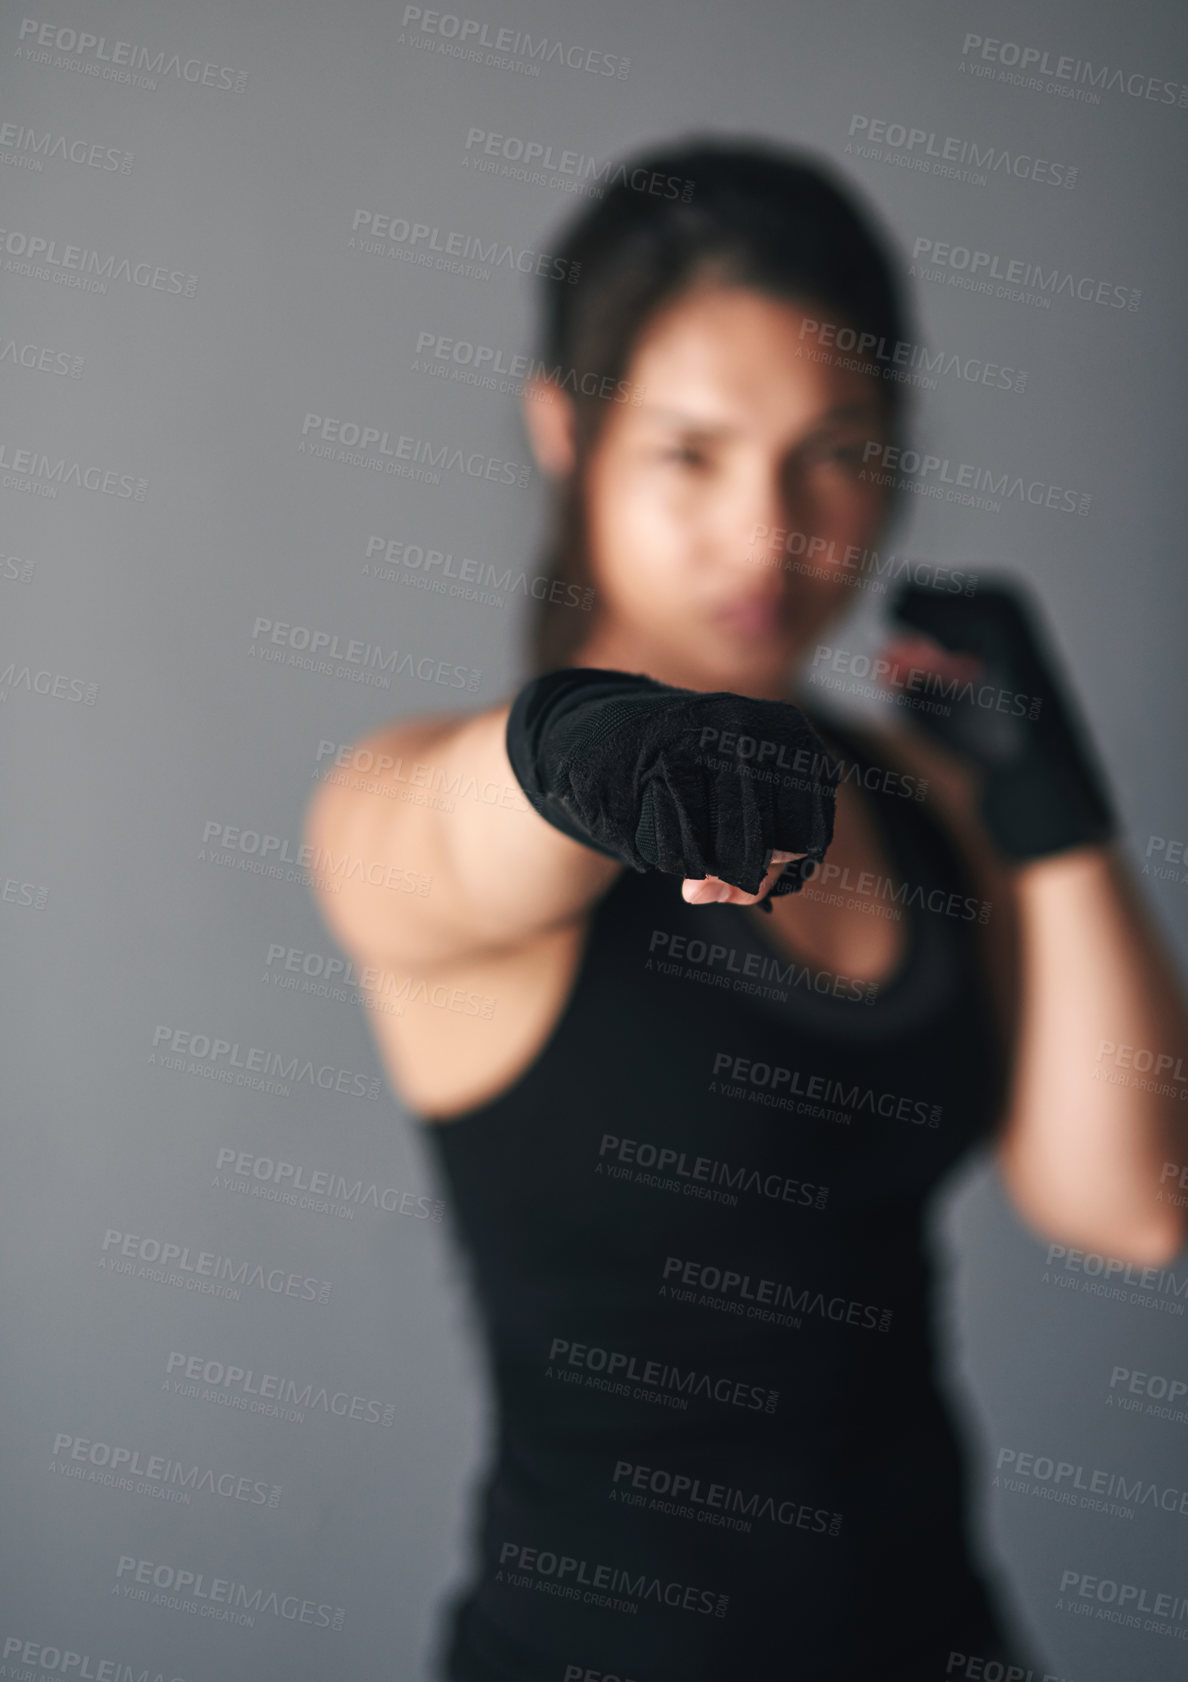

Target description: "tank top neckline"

left=659, top=701, right=958, bottom=1035
left=733, top=706, right=924, bottom=1005
left=414, top=706, right=958, bottom=1130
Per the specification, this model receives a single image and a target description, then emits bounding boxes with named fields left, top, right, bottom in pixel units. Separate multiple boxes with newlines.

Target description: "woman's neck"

left=569, top=624, right=802, bottom=702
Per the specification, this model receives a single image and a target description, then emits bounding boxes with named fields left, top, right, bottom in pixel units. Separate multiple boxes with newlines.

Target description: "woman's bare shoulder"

left=838, top=714, right=979, bottom=824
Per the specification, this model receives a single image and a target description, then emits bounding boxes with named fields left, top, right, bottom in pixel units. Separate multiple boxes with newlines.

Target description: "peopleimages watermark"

left=164, top=1348, right=395, bottom=1427
left=747, top=528, right=981, bottom=598
left=1, top=549, right=37, bottom=583
left=463, top=128, right=695, bottom=202
left=1, top=333, right=84, bottom=377
left=1, top=1636, right=185, bottom=1682
left=711, top=1051, right=942, bottom=1129
left=660, top=1256, right=894, bottom=1334
left=412, top=327, right=644, bottom=406
left=809, top=642, right=1043, bottom=724
left=250, top=615, right=481, bottom=693
left=790, top=858, right=991, bottom=927
left=362, top=532, right=594, bottom=613
left=1143, top=833, right=1188, bottom=886
left=213, top=1146, right=444, bottom=1223
left=693, top=722, right=930, bottom=803
left=198, top=817, right=432, bottom=897
left=98, top=1227, right=332, bottom=1305
left=596, top=1130, right=828, bottom=1210
left=312, top=735, right=526, bottom=823
left=1042, top=1244, right=1186, bottom=1316
left=400, top=9, right=630, bottom=79
left=15, top=17, right=250, bottom=92
left=911, top=237, right=1140, bottom=312
left=349, top=207, right=581, bottom=284
left=2, top=874, right=48, bottom=909
left=0, top=659, right=98, bottom=706
left=0, top=225, right=197, bottom=295
left=1055, top=1569, right=1188, bottom=1639
left=859, top=440, right=1090, bottom=518
left=1107, top=1364, right=1188, bottom=1425
left=545, top=1336, right=781, bottom=1414
left=0, top=119, right=132, bottom=174
left=994, top=1445, right=1188, bottom=1522
left=1159, top=1162, right=1188, bottom=1210
left=562, top=1668, right=644, bottom=1682
left=795, top=316, right=1028, bottom=397
left=298, top=412, right=530, bottom=488
left=945, top=1656, right=1073, bottom=1682
left=149, top=1020, right=383, bottom=1099
left=645, top=927, right=879, bottom=1007
left=1094, top=1038, right=1188, bottom=1101
left=846, top=114, right=1077, bottom=190
left=264, top=936, right=498, bottom=1018
left=494, top=1541, right=728, bottom=1619
left=610, top=1458, right=843, bottom=1538
left=50, top=1429, right=280, bottom=1510
left=0, top=436, right=146, bottom=499
left=958, top=32, right=1188, bottom=110
left=113, top=1555, right=344, bottom=1629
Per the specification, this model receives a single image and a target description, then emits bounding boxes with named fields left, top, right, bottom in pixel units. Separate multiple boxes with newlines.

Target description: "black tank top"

left=416, top=715, right=1022, bottom=1681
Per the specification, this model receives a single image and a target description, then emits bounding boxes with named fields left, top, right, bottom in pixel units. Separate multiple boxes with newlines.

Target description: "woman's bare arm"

left=305, top=693, right=798, bottom=970
left=303, top=701, right=626, bottom=969
left=996, top=845, right=1188, bottom=1267
left=875, top=721, right=1187, bottom=1268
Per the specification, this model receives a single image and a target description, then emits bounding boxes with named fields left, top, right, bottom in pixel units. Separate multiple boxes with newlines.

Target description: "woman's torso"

left=364, top=712, right=933, bottom=1125
left=369, top=713, right=1020, bottom=1678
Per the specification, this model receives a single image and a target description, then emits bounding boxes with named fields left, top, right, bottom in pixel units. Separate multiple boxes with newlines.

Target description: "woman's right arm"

left=303, top=700, right=625, bottom=969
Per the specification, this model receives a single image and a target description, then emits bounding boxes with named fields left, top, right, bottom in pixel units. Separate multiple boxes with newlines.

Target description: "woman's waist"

left=475, top=1210, right=938, bottom=1331
left=492, top=1399, right=950, bottom=1491
left=480, top=1349, right=967, bottom=1543
left=478, top=1255, right=941, bottom=1412
left=461, top=1421, right=987, bottom=1635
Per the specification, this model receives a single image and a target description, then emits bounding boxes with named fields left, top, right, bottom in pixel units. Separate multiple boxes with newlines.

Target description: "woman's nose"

left=732, top=469, right=799, bottom=571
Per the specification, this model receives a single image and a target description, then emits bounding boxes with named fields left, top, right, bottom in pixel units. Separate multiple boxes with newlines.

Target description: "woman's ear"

left=522, top=377, right=575, bottom=477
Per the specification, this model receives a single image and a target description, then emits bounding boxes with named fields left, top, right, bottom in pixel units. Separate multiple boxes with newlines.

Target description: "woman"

left=306, top=138, right=1187, bottom=1680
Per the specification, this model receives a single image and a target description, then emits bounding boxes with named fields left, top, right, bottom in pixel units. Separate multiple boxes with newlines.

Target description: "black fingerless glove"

left=889, top=578, right=1117, bottom=862
left=505, top=666, right=840, bottom=908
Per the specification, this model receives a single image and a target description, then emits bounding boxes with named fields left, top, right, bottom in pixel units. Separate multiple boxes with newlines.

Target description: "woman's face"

left=563, top=285, right=894, bottom=697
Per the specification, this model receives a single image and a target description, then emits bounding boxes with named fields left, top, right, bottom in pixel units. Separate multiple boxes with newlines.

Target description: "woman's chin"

left=695, top=637, right=798, bottom=694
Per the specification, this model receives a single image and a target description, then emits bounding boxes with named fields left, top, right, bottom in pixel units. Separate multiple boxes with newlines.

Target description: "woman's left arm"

left=878, top=577, right=1188, bottom=1268
left=995, top=841, right=1188, bottom=1266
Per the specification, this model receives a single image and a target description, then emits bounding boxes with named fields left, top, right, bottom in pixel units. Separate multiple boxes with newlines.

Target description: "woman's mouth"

left=713, top=596, right=785, bottom=638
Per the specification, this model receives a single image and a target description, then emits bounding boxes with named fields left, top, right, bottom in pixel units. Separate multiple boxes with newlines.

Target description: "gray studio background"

left=3, top=0, right=1187, bottom=1676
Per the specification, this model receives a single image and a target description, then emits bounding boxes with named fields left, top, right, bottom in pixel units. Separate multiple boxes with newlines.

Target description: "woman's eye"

left=822, top=441, right=868, bottom=466
left=659, top=445, right=707, bottom=467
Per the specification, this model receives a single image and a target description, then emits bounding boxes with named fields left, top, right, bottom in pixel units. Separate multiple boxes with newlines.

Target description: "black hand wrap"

left=889, top=578, right=1117, bottom=862
left=505, top=667, right=840, bottom=908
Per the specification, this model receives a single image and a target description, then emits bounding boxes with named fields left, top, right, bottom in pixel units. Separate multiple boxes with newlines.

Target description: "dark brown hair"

left=523, top=134, right=916, bottom=676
